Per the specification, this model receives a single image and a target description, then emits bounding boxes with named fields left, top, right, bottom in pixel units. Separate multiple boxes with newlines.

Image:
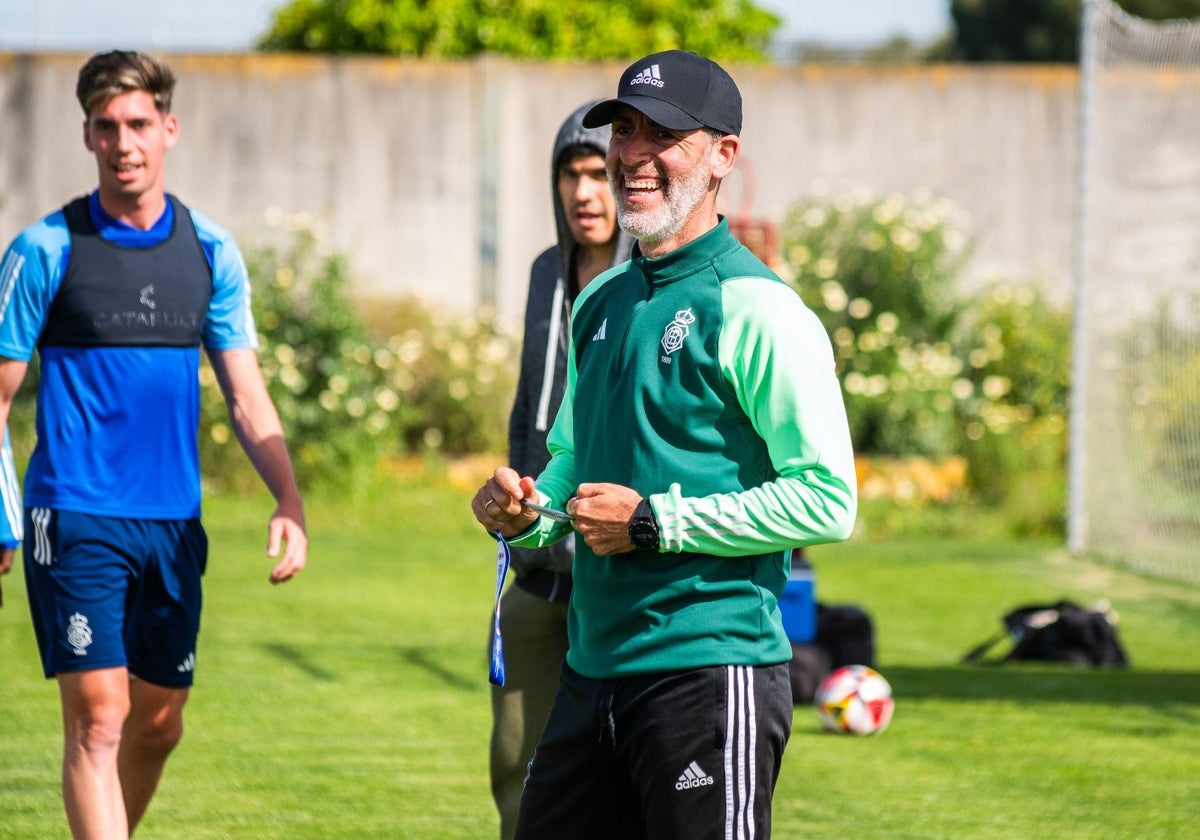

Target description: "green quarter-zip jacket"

left=514, top=219, right=857, bottom=679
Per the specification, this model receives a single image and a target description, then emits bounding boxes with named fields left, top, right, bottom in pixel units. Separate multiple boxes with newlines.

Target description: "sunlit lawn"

left=2, top=471, right=1198, bottom=839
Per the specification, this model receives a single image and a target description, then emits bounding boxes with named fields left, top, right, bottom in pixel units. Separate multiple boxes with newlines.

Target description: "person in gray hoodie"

left=489, top=101, right=633, bottom=840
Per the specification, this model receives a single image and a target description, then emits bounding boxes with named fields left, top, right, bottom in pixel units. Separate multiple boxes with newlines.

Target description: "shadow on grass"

left=261, top=643, right=337, bottom=682
left=257, top=643, right=479, bottom=692
left=882, top=664, right=1200, bottom=709
left=397, top=646, right=477, bottom=692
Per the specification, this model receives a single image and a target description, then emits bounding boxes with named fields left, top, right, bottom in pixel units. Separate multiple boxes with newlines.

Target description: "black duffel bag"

left=962, top=599, right=1129, bottom=667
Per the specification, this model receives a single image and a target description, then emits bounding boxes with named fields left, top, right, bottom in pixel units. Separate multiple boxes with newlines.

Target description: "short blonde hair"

left=76, top=50, right=176, bottom=118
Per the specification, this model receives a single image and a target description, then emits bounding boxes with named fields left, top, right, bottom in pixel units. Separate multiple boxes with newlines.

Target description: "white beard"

left=612, top=153, right=713, bottom=248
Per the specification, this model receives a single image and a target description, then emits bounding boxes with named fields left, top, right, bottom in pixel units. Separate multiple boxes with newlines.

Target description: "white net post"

left=1069, top=0, right=1099, bottom=557
left=1071, top=0, right=1200, bottom=583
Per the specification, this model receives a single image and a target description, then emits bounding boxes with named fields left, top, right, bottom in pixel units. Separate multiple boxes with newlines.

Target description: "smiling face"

left=82, top=89, right=178, bottom=227
left=606, top=105, right=739, bottom=257
left=557, top=151, right=617, bottom=249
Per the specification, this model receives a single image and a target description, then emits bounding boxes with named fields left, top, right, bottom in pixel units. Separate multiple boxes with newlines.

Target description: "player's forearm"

left=209, top=349, right=303, bottom=512
left=0, top=362, right=28, bottom=548
left=228, top=394, right=304, bottom=512
left=0, top=426, right=24, bottom=547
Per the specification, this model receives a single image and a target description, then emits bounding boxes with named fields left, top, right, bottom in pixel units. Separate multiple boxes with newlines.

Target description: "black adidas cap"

left=583, top=50, right=742, bottom=137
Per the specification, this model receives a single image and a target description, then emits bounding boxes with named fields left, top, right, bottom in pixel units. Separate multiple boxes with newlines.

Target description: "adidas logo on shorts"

left=630, top=63, right=664, bottom=88
left=675, top=760, right=714, bottom=790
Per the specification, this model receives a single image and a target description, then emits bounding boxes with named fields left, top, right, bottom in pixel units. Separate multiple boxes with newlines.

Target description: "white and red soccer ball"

left=814, top=665, right=895, bottom=735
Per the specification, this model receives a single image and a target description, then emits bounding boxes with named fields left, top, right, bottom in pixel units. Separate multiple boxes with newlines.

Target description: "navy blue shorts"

left=23, top=508, right=208, bottom=688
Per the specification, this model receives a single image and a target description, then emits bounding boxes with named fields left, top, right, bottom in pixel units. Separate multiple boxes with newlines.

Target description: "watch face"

left=630, top=520, right=658, bottom=550
left=629, top=498, right=659, bottom=550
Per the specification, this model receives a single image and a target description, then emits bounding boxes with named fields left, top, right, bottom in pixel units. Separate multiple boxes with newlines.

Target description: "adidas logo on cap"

left=630, top=63, right=664, bottom=88
left=581, top=49, right=743, bottom=137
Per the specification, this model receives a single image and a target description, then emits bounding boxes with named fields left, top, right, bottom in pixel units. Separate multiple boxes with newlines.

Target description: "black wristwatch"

left=628, top=498, right=660, bottom=551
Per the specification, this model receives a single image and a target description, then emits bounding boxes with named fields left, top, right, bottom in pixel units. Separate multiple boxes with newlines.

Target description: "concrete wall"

left=0, top=53, right=1081, bottom=326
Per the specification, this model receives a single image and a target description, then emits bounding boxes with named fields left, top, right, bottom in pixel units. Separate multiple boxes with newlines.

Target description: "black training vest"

left=40, top=195, right=213, bottom=349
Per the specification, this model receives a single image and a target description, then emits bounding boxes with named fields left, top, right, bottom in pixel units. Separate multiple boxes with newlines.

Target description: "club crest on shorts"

left=660, top=308, right=696, bottom=364
left=67, top=612, right=93, bottom=655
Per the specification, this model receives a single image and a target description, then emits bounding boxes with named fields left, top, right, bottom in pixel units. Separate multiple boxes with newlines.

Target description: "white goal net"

left=1071, top=0, right=1200, bottom=583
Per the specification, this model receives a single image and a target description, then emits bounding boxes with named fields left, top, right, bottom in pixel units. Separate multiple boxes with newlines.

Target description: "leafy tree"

left=940, top=0, right=1200, bottom=62
left=947, top=0, right=1079, bottom=62
left=257, top=0, right=781, bottom=62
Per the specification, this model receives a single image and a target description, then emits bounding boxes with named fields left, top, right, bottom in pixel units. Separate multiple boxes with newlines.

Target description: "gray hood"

left=503, top=103, right=634, bottom=586
left=550, top=100, right=635, bottom=284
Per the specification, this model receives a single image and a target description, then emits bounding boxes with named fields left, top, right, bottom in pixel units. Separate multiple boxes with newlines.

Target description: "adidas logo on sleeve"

left=630, top=63, right=664, bottom=88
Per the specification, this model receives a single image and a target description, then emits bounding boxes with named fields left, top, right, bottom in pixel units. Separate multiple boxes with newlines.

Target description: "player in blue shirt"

left=0, top=50, right=308, bottom=839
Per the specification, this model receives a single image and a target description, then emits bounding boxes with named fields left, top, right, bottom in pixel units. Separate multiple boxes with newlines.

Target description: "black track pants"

left=515, top=661, right=792, bottom=840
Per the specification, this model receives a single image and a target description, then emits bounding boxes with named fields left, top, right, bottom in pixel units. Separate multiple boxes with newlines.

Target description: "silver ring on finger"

left=484, top=498, right=500, bottom=516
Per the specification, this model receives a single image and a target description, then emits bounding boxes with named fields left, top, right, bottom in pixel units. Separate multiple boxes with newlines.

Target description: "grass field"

left=2, top=471, right=1198, bottom=839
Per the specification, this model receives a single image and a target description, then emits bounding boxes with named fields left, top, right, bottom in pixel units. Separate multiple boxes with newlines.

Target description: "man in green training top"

left=471, top=49, right=857, bottom=840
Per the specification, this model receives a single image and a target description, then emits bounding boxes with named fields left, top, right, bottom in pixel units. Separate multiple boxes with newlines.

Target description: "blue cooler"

left=778, top=553, right=816, bottom=643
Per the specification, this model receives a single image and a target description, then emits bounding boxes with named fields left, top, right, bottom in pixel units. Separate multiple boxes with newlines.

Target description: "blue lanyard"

left=489, top=531, right=512, bottom=686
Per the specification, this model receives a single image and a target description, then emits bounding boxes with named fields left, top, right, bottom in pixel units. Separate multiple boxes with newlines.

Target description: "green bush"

left=954, top=282, right=1070, bottom=535
left=780, top=189, right=972, bottom=459
left=201, top=216, right=383, bottom=491
left=360, top=296, right=517, bottom=458
left=200, top=214, right=517, bottom=492
left=779, top=190, right=1072, bottom=535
